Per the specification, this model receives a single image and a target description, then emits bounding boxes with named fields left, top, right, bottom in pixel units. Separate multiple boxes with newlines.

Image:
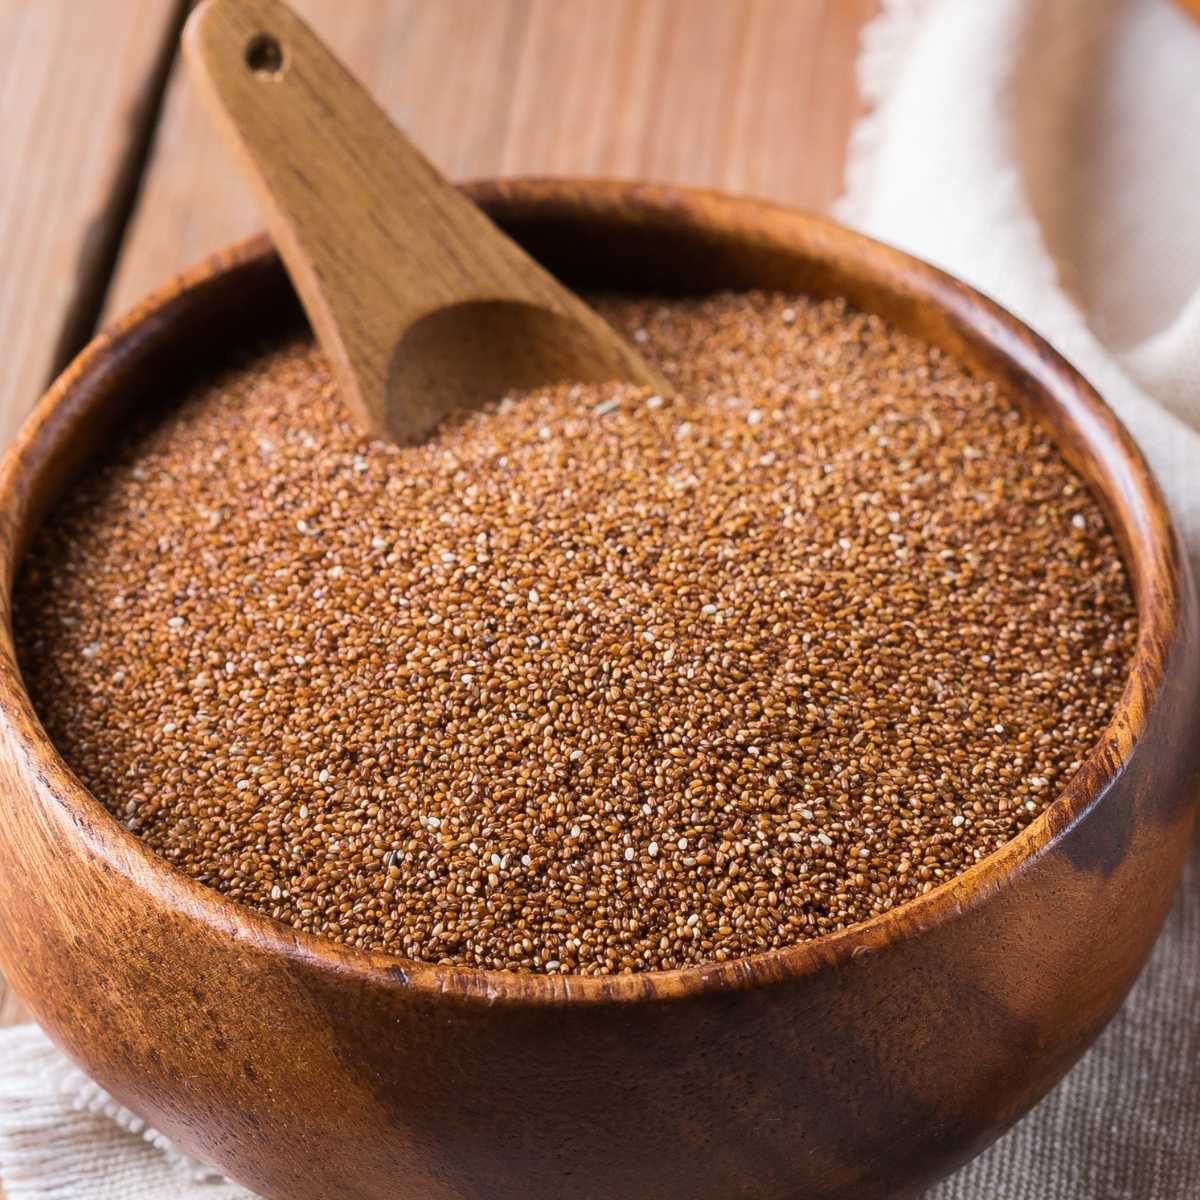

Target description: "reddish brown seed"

left=13, top=291, right=1136, bottom=975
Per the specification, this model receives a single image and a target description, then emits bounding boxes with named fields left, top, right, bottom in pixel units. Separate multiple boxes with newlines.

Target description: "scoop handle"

left=183, top=0, right=665, bottom=443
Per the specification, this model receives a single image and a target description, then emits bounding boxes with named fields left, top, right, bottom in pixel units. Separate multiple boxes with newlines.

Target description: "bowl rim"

left=0, top=178, right=1185, bottom=1007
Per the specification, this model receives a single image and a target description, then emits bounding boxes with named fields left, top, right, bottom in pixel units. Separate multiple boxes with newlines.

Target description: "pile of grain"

left=13, top=291, right=1136, bottom=974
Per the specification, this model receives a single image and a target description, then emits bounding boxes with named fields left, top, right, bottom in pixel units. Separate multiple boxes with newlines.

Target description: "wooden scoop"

left=183, top=0, right=667, bottom=444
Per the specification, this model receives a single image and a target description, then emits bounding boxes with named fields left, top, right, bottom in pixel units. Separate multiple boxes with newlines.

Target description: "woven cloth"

left=839, top=0, right=1200, bottom=1196
left=2, top=1, right=1199, bottom=1196
left=0, top=1024, right=253, bottom=1198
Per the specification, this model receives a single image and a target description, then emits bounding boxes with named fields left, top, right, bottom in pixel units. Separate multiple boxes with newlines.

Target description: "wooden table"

left=0, top=0, right=874, bottom=1150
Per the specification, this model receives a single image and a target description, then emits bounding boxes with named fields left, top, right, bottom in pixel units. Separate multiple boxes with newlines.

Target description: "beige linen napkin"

left=2, top=1, right=1198, bottom=1196
left=840, top=0, right=1200, bottom=1196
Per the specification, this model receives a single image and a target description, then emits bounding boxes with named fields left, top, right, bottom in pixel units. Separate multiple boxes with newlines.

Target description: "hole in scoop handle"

left=243, top=32, right=284, bottom=77
left=183, top=0, right=667, bottom=444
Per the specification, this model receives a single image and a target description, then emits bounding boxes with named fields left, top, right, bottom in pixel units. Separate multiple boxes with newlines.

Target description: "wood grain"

left=106, top=0, right=875, bottom=317
left=0, top=182, right=1195, bottom=1200
left=183, top=0, right=664, bottom=443
left=0, top=0, right=184, bottom=446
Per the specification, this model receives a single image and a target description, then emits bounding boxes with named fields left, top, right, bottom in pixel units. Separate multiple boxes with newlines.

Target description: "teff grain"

left=13, top=292, right=1136, bottom=975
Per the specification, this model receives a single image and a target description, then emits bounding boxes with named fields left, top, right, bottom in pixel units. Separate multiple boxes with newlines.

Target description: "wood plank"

left=107, top=0, right=875, bottom=317
left=499, top=0, right=874, bottom=204
left=0, top=0, right=185, bottom=445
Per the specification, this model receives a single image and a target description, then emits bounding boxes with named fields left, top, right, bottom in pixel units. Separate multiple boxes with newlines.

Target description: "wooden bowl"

left=0, top=180, right=1196, bottom=1200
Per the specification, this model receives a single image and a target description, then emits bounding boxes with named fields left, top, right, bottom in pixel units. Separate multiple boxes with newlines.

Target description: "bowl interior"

left=0, top=181, right=1180, bottom=1002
